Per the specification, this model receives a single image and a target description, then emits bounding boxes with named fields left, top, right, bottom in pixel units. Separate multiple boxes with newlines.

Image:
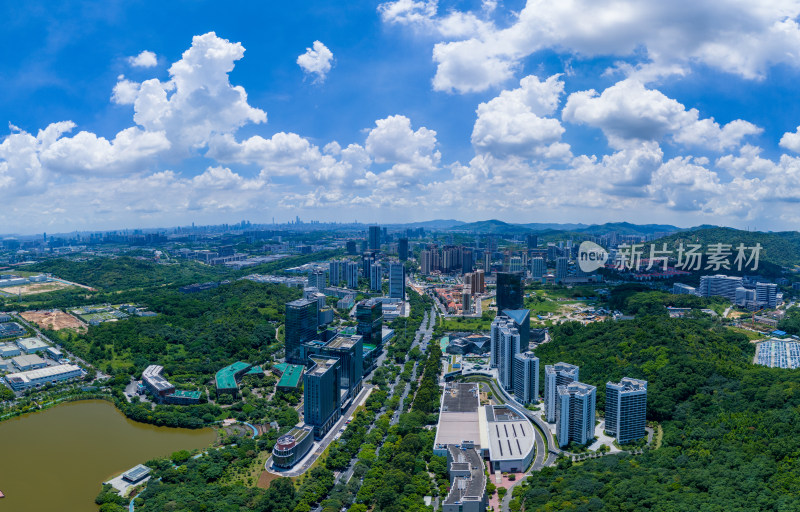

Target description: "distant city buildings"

left=555, top=257, right=568, bottom=283
left=370, top=262, right=382, bottom=291
left=368, top=225, right=381, bottom=251
left=388, top=261, right=406, bottom=302
left=530, top=257, right=545, bottom=280
left=605, top=378, right=648, bottom=444
left=398, top=238, right=409, bottom=261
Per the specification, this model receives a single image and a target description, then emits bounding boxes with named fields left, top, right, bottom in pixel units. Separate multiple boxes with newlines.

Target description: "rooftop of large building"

left=325, top=334, right=362, bottom=350
left=12, top=354, right=46, bottom=367
left=546, top=362, right=579, bottom=374
left=5, top=364, right=82, bottom=384
left=558, top=381, right=596, bottom=397
left=17, top=337, right=49, bottom=350
left=275, top=363, right=304, bottom=388
left=444, top=445, right=486, bottom=506
left=608, top=377, right=648, bottom=392
left=515, top=351, right=538, bottom=360
left=215, top=361, right=253, bottom=390
left=484, top=405, right=535, bottom=462
left=435, top=383, right=482, bottom=449
left=286, top=298, right=317, bottom=308
left=307, top=356, right=338, bottom=376
left=142, top=365, right=174, bottom=392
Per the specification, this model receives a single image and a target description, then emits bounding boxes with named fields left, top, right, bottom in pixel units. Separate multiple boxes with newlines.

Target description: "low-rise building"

left=214, top=361, right=254, bottom=397
left=17, top=337, right=50, bottom=354
left=5, top=364, right=83, bottom=391
left=443, top=443, right=488, bottom=512
left=12, top=354, right=47, bottom=371
left=0, top=342, right=21, bottom=358
left=272, top=427, right=314, bottom=469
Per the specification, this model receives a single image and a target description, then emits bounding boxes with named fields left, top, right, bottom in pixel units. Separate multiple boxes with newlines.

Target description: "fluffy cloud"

left=111, top=76, right=140, bottom=105
left=779, top=126, right=800, bottom=153
left=563, top=79, right=761, bottom=150
left=381, top=0, right=800, bottom=93
left=364, top=115, right=440, bottom=181
left=472, top=74, right=570, bottom=159
left=128, top=50, right=158, bottom=68
left=297, top=41, right=334, bottom=82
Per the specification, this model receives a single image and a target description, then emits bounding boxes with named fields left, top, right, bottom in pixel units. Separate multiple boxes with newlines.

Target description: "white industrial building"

left=17, top=337, right=50, bottom=354
left=434, top=383, right=535, bottom=475
left=5, top=364, right=84, bottom=391
left=12, top=354, right=47, bottom=371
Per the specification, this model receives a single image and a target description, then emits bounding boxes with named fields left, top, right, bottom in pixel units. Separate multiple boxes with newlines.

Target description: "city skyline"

left=5, top=1, right=800, bottom=233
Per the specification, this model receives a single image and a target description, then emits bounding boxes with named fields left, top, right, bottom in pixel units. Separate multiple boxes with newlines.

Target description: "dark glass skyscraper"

left=356, top=298, right=383, bottom=347
left=496, top=272, right=523, bottom=313
left=398, top=238, right=409, bottom=261
left=368, top=225, right=381, bottom=251
left=285, top=298, right=318, bottom=364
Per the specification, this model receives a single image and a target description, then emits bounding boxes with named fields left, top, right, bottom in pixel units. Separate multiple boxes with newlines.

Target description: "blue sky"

left=3, top=0, right=800, bottom=234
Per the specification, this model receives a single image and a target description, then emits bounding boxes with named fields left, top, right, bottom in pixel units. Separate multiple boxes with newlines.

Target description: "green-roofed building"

left=275, top=363, right=304, bottom=390
left=215, top=361, right=253, bottom=397
left=164, top=389, right=204, bottom=405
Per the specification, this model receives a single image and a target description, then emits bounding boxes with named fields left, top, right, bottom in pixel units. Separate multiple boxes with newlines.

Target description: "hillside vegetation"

left=527, top=316, right=800, bottom=511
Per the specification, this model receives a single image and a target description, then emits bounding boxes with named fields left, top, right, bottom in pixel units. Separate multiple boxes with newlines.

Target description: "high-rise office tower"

left=368, top=225, right=381, bottom=251
left=491, top=316, right=522, bottom=389
left=389, top=261, right=406, bottom=301
left=495, top=272, right=523, bottom=313
left=756, top=282, right=778, bottom=308
left=526, top=234, right=538, bottom=250
left=484, top=252, right=492, bottom=273
left=308, top=269, right=326, bottom=290
left=398, top=238, right=409, bottom=261
left=356, top=298, right=383, bottom=347
left=544, top=363, right=579, bottom=422
left=309, top=335, right=364, bottom=404
left=346, top=240, right=357, bottom=255
left=285, top=298, right=319, bottom=364
left=530, top=257, right=545, bottom=280
left=555, top=257, right=568, bottom=283
left=509, top=256, right=523, bottom=273
left=304, top=356, right=341, bottom=439
left=345, top=261, right=360, bottom=289
left=605, top=378, right=647, bottom=444
left=329, top=260, right=344, bottom=286
left=556, top=382, right=596, bottom=447
left=462, top=248, right=474, bottom=274
left=370, top=262, right=382, bottom=291
left=513, top=351, right=539, bottom=404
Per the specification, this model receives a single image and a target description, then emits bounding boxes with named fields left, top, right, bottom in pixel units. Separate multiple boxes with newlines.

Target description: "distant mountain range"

left=440, top=219, right=685, bottom=236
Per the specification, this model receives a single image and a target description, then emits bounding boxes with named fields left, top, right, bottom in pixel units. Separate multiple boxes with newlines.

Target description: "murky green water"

left=0, top=400, right=215, bottom=512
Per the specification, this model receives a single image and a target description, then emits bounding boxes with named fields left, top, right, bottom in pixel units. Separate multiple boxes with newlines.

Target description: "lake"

left=0, top=400, right=216, bottom=512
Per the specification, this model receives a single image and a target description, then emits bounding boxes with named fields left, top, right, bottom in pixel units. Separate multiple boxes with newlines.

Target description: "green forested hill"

left=653, top=227, right=800, bottom=270
left=58, top=280, right=298, bottom=380
left=527, top=317, right=800, bottom=511
left=27, top=256, right=227, bottom=290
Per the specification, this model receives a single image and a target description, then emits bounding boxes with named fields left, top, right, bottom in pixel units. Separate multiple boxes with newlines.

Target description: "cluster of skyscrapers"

left=544, top=363, right=647, bottom=447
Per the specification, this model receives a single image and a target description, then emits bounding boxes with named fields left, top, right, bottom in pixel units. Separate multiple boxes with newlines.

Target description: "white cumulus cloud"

left=128, top=50, right=158, bottom=68
left=562, top=79, right=761, bottom=150
left=297, top=41, right=334, bottom=82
